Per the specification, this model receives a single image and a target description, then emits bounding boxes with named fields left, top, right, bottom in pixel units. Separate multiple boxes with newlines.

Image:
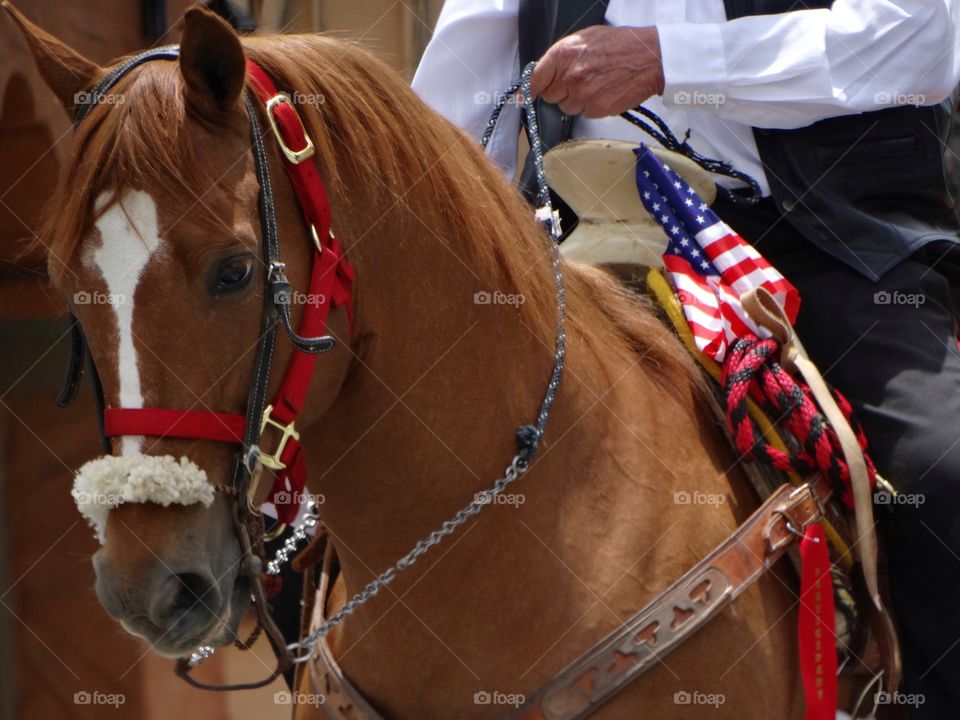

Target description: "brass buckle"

left=258, top=404, right=300, bottom=470
left=264, top=93, right=315, bottom=164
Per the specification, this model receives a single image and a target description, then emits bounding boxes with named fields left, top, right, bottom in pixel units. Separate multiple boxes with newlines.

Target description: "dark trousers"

left=715, top=197, right=960, bottom=718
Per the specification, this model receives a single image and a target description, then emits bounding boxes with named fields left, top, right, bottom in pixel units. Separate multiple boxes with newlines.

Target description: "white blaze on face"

left=89, top=189, right=163, bottom=456
left=73, top=190, right=214, bottom=542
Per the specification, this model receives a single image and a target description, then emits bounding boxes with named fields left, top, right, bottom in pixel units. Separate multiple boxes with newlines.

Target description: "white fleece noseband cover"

left=73, top=455, right=214, bottom=543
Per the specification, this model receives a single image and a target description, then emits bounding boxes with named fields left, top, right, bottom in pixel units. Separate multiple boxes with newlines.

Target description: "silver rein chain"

left=283, top=62, right=567, bottom=663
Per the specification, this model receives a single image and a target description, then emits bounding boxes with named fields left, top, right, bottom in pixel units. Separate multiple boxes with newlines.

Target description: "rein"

left=483, top=62, right=764, bottom=213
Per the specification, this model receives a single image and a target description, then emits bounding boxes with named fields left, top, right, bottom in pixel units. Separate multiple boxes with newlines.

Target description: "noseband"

left=61, top=46, right=355, bottom=689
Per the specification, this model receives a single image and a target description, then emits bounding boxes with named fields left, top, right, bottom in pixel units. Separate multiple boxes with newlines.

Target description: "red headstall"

left=102, top=60, right=355, bottom=523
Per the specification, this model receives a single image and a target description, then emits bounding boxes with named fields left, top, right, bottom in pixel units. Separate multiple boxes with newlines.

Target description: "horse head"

left=4, top=4, right=356, bottom=658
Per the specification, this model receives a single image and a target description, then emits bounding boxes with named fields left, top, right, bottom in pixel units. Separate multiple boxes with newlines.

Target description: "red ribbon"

left=798, top=522, right=837, bottom=720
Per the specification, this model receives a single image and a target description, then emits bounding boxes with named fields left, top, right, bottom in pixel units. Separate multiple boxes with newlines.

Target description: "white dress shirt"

left=412, top=0, right=960, bottom=195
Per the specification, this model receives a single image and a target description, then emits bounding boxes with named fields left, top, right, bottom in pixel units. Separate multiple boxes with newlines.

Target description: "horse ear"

left=180, top=7, right=246, bottom=118
left=2, top=1, right=102, bottom=115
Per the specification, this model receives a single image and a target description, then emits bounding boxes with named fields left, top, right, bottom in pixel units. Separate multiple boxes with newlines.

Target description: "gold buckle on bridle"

left=264, top=93, right=315, bottom=165
left=258, top=404, right=300, bottom=470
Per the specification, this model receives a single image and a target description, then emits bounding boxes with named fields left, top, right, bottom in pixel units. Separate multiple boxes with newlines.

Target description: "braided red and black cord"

left=721, top=335, right=876, bottom=508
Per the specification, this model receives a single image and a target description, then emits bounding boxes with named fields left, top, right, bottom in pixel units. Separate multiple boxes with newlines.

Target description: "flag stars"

left=660, top=214, right=669, bottom=223
left=700, top=260, right=710, bottom=269
left=698, top=203, right=708, bottom=211
left=652, top=202, right=661, bottom=211
left=670, top=225, right=680, bottom=235
left=680, top=238, right=690, bottom=246
left=673, top=181, right=682, bottom=189
left=643, top=191, right=651, bottom=200
left=684, top=198, right=694, bottom=207
left=696, top=215, right=706, bottom=224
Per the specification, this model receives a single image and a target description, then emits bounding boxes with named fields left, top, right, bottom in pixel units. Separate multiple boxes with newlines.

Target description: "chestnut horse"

left=8, top=5, right=870, bottom=718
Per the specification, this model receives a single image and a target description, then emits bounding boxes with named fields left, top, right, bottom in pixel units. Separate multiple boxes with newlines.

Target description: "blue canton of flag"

left=633, top=144, right=800, bottom=361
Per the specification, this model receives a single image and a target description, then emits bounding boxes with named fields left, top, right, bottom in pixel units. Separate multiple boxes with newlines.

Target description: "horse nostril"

left=171, top=574, right=207, bottom=615
left=151, top=572, right=220, bottom=630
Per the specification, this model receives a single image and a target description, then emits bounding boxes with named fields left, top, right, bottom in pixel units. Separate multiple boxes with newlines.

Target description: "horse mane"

left=43, top=32, right=701, bottom=396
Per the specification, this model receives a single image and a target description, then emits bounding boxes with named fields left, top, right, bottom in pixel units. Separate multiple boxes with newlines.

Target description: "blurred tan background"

left=0, top=1, right=442, bottom=718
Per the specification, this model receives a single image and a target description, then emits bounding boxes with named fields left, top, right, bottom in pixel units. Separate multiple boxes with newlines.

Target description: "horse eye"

left=213, top=256, right=255, bottom=293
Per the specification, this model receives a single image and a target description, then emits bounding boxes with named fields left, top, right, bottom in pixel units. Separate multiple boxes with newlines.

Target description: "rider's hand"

left=529, top=26, right=665, bottom=119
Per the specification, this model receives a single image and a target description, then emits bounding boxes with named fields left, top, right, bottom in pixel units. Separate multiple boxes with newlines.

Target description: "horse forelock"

left=42, top=59, right=223, bottom=283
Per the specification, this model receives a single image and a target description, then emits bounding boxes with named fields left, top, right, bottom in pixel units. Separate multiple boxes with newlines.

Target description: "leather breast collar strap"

left=302, top=483, right=823, bottom=719
left=58, top=46, right=355, bottom=689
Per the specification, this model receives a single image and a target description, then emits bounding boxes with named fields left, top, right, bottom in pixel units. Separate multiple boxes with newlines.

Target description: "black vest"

left=519, top=0, right=960, bottom=279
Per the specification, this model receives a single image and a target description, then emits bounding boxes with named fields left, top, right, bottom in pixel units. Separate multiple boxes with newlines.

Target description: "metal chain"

left=187, top=501, right=320, bottom=667
left=285, top=64, right=568, bottom=662
left=266, top=503, right=320, bottom=575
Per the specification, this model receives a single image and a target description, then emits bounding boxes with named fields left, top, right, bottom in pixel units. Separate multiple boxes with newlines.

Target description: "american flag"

left=633, top=145, right=800, bottom=362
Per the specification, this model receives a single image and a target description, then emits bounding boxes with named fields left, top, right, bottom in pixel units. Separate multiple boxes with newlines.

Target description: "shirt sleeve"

left=658, top=0, right=960, bottom=129
left=411, top=0, right=523, bottom=178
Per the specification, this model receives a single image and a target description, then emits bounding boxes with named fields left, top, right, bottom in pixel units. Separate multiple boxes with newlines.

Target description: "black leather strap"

left=73, top=46, right=180, bottom=125
left=517, top=0, right=609, bottom=206
left=56, top=316, right=111, bottom=454
left=56, top=315, right=86, bottom=408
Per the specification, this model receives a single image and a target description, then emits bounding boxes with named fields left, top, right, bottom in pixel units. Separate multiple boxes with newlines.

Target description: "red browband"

left=103, top=60, right=355, bottom=524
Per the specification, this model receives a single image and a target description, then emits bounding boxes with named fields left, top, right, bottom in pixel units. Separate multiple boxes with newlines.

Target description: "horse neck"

left=300, top=202, right=566, bottom=575
left=294, top=197, right=759, bottom=711
left=298, top=198, right=729, bottom=583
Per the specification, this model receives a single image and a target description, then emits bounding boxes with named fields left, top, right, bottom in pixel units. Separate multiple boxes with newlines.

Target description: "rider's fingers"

left=530, top=49, right=559, bottom=100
